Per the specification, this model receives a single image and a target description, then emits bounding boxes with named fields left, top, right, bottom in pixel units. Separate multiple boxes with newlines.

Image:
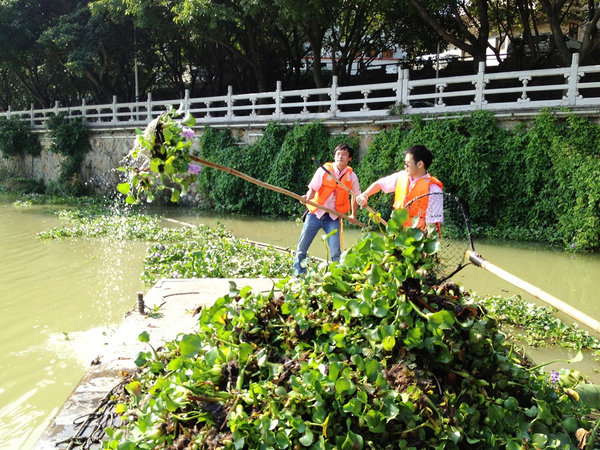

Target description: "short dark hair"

left=405, top=145, right=433, bottom=170
left=335, top=143, right=354, bottom=159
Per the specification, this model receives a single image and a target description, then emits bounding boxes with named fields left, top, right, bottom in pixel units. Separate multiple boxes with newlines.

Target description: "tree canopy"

left=0, top=0, right=598, bottom=110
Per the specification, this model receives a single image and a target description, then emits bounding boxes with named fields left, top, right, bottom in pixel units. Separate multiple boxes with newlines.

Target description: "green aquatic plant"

left=36, top=204, right=296, bottom=281
left=480, top=295, right=600, bottom=357
left=141, top=226, right=295, bottom=284
left=118, top=105, right=201, bottom=204
left=101, top=209, right=597, bottom=449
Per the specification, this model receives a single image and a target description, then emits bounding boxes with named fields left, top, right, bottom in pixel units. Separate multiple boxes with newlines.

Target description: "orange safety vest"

left=307, top=163, right=354, bottom=215
left=392, top=171, right=443, bottom=229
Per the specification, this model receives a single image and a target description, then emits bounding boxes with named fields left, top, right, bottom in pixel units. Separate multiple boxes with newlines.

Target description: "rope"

left=55, top=380, right=127, bottom=449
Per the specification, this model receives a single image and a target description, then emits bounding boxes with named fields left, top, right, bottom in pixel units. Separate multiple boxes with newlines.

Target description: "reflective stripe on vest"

left=393, top=172, right=443, bottom=229
left=307, top=163, right=354, bottom=215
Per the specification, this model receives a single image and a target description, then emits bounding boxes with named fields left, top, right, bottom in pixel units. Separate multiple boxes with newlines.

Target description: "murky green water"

left=1, top=199, right=600, bottom=448
left=0, top=201, right=148, bottom=448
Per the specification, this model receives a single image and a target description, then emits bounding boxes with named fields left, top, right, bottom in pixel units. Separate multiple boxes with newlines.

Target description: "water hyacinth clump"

left=102, top=209, right=597, bottom=449
left=141, top=225, right=295, bottom=284
left=118, top=105, right=201, bottom=204
left=479, top=295, right=600, bottom=358
left=36, top=203, right=297, bottom=282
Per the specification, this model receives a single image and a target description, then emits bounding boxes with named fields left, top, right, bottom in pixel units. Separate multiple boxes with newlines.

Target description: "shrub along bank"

left=193, top=110, right=600, bottom=252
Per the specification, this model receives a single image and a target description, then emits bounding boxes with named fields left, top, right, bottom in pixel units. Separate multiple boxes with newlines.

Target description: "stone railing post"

left=184, top=89, right=190, bottom=114
left=471, top=61, right=487, bottom=108
left=112, top=95, right=118, bottom=123
left=146, top=92, right=152, bottom=122
left=226, top=86, right=233, bottom=120
left=274, top=81, right=282, bottom=120
left=329, top=75, right=339, bottom=117
left=81, top=98, right=87, bottom=124
left=565, top=53, right=581, bottom=106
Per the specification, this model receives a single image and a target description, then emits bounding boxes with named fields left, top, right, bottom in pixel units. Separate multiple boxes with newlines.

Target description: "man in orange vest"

left=356, top=145, right=443, bottom=230
left=293, top=143, right=361, bottom=275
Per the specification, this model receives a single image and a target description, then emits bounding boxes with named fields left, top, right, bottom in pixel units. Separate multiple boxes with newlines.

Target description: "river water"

left=1, top=199, right=600, bottom=448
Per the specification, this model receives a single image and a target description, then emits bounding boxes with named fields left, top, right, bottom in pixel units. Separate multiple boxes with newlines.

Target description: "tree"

left=42, top=2, right=139, bottom=103
left=404, top=0, right=491, bottom=64
left=0, top=0, right=74, bottom=108
left=538, top=0, right=600, bottom=65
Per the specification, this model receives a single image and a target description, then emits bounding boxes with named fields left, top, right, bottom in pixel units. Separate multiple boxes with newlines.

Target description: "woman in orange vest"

left=293, top=143, right=361, bottom=275
left=356, top=145, right=443, bottom=230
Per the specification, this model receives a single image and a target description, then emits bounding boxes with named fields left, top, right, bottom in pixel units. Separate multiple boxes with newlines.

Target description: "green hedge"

left=195, top=121, right=358, bottom=216
left=193, top=111, right=600, bottom=252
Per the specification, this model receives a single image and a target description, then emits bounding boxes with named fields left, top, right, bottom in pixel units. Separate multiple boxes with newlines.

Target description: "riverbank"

left=35, top=277, right=276, bottom=448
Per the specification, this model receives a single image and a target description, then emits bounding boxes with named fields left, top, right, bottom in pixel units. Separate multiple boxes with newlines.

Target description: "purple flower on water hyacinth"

left=173, top=272, right=179, bottom=278
left=571, top=242, right=576, bottom=248
left=182, top=127, right=195, bottom=140
left=188, top=163, right=202, bottom=174
left=548, top=370, right=560, bottom=385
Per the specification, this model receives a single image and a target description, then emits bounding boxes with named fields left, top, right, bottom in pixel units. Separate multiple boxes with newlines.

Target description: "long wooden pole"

left=312, top=158, right=387, bottom=226
left=189, top=155, right=366, bottom=228
left=467, top=250, right=600, bottom=334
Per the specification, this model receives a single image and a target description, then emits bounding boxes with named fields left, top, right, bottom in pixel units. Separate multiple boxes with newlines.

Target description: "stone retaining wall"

left=2, top=114, right=596, bottom=201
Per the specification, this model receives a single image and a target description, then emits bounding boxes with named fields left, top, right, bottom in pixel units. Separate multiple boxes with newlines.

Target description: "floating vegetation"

left=34, top=202, right=600, bottom=356
left=100, top=210, right=598, bottom=449
left=142, top=233, right=294, bottom=285
left=480, top=295, right=600, bottom=359
left=36, top=203, right=297, bottom=282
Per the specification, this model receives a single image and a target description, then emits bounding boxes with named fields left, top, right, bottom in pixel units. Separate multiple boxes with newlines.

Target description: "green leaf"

left=134, top=351, right=147, bottom=367
left=335, top=377, right=356, bottom=395
left=347, top=300, right=361, bottom=317
left=125, top=381, right=142, bottom=397
left=533, top=399, right=554, bottom=425
left=343, top=397, right=364, bottom=415
left=531, top=433, right=548, bottom=447
left=117, top=182, right=130, bottom=194
left=365, top=409, right=386, bottom=433
left=238, top=342, right=254, bottom=364
left=341, top=430, right=363, bottom=450
left=178, top=333, right=203, bottom=358
left=365, top=359, right=380, bottom=382
left=182, top=113, right=196, bottom=127
left=229, top=281, right=240, bottom=297
left=382, top=336, right=396, bottom=351
left=150, top=158, right=163, bottom=173
left=389, top=208, right=409, bottom=228
left=428, top=310, right=455, bottom=330
left=575, top=384, right=600, bottom=409
left=170, top=189, right=180, bottom=203
left=138, top=331, right=150, bottom=343
left=299, top=428, right=314, bottom=446
left=167, top=356, right=183, bottom=371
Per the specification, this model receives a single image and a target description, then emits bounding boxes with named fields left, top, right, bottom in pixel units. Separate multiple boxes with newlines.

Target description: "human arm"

left=356, top=181, right=382, bottom=207
left=302, top=188, right=317, bottom=204
left=425, top=184, right=443, bottom=224
left=301, top=168, right=324, bottom=205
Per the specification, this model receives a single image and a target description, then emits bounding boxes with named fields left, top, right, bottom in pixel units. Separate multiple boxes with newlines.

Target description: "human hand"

left=356, top=194, right=368, bottom=207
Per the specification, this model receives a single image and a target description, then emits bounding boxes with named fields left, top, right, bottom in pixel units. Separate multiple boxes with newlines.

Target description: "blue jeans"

left=293, top=212, right=341, bottom=275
